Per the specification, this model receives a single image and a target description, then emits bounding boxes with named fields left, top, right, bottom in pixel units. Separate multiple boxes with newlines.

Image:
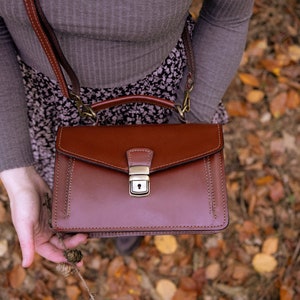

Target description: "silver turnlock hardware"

left=129, top=166, right=150, bottom=197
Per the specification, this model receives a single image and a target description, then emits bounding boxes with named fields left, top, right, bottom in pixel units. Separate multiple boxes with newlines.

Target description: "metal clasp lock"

left=129, top=166, right=150, bottom=197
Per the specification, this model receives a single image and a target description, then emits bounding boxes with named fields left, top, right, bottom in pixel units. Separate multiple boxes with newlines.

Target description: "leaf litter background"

left=0, top=0, right=300, bottom=299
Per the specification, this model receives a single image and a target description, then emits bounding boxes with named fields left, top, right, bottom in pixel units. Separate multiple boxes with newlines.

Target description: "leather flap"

left=55, top=123, right=223, bottom=173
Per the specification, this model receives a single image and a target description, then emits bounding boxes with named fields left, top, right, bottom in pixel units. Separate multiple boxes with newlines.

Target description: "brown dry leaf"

left=238, top=73, right=260, bottom=87
left=288, top=45, right=300, bottom=62
left=0, top=202, right=7, bottom=223
left=269, top=181, right=285, bottom=203
left=8, top=265, right=26, bottom=289
left=66, top=285, right=81, bottom=300
left=260, top=59, right=281, bottom=76
left=276, top=53, right=291, bottom=67
left=179, top=277, right=198, bottom=292
left=172, top=289, right=197, bottom=300
left=232, top=265, right=251, bottom=282
left=192, top=268, right=206, bottom=294
left=252, top=253, right=278, bottom=274
left=156, top=279, right=177, bottom=300
left=270, top=92, right=288, bottom=118
left=286, top=89, right=300, bottom=109
left=262, top=236, right=279, bottom=255
left=246, top=39, right=268, bottom=57
left=226, top=100, right=248, bottom=117
left=280, top=285, right=294, bottom=300
left=255, top=175, right=274, bottom=186
left=246, top=90, right=265, bottom=103
left=205, top=263, right=221, bottom=280
left=154, top=235, right=178, bottom=254
left=107, top=256, right=126, bottom=278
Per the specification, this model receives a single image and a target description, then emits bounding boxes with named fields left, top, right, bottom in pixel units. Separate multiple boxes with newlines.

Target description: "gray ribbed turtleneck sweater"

left=0, top=0, right=254, bottom=172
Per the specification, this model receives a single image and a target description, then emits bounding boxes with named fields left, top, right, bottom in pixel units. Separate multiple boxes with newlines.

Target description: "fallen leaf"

left=286, top=89, right=300, bottom=109
left=270, top=92, right=287, bottom=118
left=269, top=181, right=285, bottom=203
left=179, top=277, right=197, bottom=292
left=172, top=289, right=197, bottom=300
left=238, top=73, right=260, bottom=87
left=205, top=263, right=221, bottom=280
left=246, top=39, right=268, bottom=57
left=262, top=236, right=279, bottom=255
left=107, top=256, right=126, bottom=278
left=246, top=90, right=265, bottom=103
left=0, top=239, right=8, bottom=257
left=288, top=45, right=300, bottom=62
left=8, top=265, right=26, bottom=289
left=280, top=285, right=294, bottom=300
left=66, top=285, right=81, bottom=300
left=255, top=175, right=274, bottom=186
left=154, top=235, right=178, bottom=254
left=156, top=279, right=177, bottom=300
left=226, top=100, right=248, bottom=117
left=260, top=59, right=281, bottom=76
left=232, top=264, right=252, bottom=283
left=252, top=253, right=278, bottom=273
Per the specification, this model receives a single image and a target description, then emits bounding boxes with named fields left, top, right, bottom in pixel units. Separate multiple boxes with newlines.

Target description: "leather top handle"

left=91, top=95, right=176, bottom=112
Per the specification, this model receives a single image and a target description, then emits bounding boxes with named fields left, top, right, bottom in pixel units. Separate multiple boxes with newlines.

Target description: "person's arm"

left=0, top=17, right=34, bottom=171
left=179, top=0, right=254, bottom=123
left=0, top=18, right=87, bottom=267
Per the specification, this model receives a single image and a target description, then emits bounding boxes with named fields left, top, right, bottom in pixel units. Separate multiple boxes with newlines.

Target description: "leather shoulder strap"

left=23, top=0, right=79, bottom=98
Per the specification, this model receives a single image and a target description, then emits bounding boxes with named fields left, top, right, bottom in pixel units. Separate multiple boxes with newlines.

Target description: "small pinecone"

left=56, top=262, right=74, bottom=277
left=64, top=249, right=83, bottom=264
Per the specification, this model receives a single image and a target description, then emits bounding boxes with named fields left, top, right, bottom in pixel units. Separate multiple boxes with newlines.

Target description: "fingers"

left=50, top=233, right=88, bottom=250
left=16, top=223, right=35, bottom=268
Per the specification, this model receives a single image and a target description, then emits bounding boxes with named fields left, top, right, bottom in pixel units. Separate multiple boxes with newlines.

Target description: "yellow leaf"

left=255, top=175, right=274, bottom=186
left=262, top=237, right=279, bottom=255
left=288, top=45, right=300, bottom=62
left=238, top=73, right=260, bottom=87
left=154, top=235, right=178, bottom=254
left=252, top=253, right=278, bottom=273
left=156, top=279, right=177, bottom=300
left=246, top=90, right=265, bottom=103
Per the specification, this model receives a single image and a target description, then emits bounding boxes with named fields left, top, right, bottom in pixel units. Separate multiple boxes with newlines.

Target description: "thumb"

left=16, top=223, right=35, bottom=268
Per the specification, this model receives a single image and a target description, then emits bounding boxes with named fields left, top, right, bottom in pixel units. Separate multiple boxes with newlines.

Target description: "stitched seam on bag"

left=218, top=152, right=228, bottom=227
left=57, top=225, right=226, bottom=231
left=53, top=154, right=61, bottom=228
left=64, top=158, right=74, bottom=218
left=57, top=125, right=223, bottom=172
left=204, top=157, right=212, bottom=220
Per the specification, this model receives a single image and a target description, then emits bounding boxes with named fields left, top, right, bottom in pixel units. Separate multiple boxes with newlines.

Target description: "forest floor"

left=0, top=0, right=300, bottom=299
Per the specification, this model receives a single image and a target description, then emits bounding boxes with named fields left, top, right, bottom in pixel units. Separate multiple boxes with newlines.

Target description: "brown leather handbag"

left=24, top=0, right=228, bottom=237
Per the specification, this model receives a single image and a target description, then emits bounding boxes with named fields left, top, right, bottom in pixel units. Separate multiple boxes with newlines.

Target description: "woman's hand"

left=0, top=166, right=88, bottom=268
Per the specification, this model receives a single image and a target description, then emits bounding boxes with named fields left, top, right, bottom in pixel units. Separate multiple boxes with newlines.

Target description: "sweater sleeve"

left=0, top=17, right=34, bottom=172
left=175, top=0, right=254, bottom=123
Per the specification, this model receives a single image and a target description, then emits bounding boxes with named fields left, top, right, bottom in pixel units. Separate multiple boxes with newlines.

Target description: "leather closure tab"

left=127, top=148, right=153, bottom=197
